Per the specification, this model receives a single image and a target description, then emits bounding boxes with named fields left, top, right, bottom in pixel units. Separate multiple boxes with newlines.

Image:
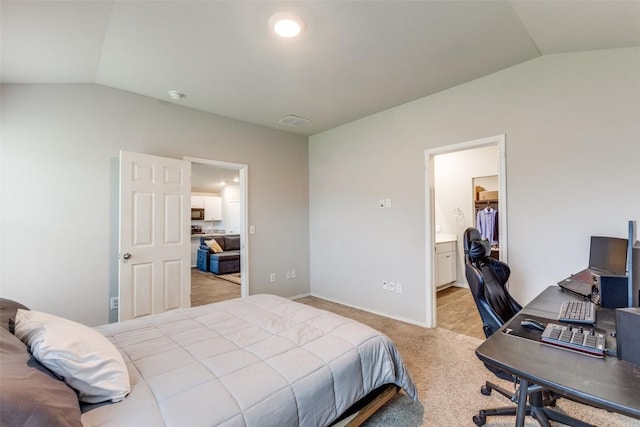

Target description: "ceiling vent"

left=278, top=115, right=310, bottom=127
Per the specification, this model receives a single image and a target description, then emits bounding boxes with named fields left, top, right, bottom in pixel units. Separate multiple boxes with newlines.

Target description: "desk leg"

left=516, top=379, right=529, bottom=426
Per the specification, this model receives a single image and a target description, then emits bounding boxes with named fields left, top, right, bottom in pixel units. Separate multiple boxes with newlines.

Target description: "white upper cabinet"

left=204, top=196, right=222, bottom=221
left=192, top=195, right=222, bottom=221
left=191, top=196, right=205, bottom=209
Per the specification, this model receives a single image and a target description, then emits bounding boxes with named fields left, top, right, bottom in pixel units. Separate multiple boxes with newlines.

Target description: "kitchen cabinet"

left=436, top=241, right=457, bottom=289
left=191, top=195, right=222, bottom=221
left=204, top=196, right=222, bottom=221
left=191, top=196, right=205, bottom=209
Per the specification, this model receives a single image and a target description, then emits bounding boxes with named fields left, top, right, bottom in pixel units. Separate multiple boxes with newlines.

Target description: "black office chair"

left=463, top=227, right=593, bottom=427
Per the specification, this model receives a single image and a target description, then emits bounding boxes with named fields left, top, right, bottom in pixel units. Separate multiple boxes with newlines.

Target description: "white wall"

left=434, top=145, right=499, bottom=286
left=309, top=48, right=640, bottom=324
left=0, top=84, right=310, bottom=326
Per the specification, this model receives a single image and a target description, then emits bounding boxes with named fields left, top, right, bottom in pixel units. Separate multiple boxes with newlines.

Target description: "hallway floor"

left=191, top=268, right=240, bottom=306
left=436, top=286, right=485, bottom=340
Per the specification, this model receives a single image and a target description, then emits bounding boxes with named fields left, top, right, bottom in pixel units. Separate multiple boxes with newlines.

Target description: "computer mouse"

left=520, top=318, right=546, bottom=331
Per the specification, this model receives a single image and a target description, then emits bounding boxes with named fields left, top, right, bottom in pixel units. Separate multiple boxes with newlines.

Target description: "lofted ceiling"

left=2, top=1, right=639, bottom=136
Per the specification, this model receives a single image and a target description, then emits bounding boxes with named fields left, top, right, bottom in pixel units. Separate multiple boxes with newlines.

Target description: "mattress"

left=81, top=294, right=417, bottom=427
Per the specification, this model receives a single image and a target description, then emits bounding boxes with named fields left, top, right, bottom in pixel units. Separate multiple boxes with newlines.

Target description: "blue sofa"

left=196, top=235, right=240, bottom=274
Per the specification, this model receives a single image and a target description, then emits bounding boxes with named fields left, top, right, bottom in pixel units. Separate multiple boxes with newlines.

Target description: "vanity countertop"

left=435, top=234, right=457, bottom=244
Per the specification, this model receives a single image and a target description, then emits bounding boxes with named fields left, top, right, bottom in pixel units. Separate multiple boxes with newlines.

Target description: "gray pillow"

left=214, top=236, right=226, bottom=251
left=0, top=327, right=82, bottom=426
left=0, top=298, right=29, bottom=332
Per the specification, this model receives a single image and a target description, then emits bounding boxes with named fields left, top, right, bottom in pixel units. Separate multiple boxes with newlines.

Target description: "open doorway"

left=186, top=157, right=249, bottom=305
left=424, top=135, right=507, bottom=330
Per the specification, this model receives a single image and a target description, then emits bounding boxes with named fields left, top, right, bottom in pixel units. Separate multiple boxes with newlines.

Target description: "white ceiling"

left=191, top=162, right=239, bottom=194
left=2, top=1, right=639, bottom=136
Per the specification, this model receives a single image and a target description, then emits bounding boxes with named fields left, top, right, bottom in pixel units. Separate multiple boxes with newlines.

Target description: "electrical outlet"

left=379, top=199, right=385, bottom=208
left=382, top=281, right=388, bottom=291
left=270, top=273, right=276, bottom=282
left=110, top=297, right=119, bottom=310
left=291, top=270, right=296, bottom=278
left=388, top=282, right=395, bottom=292
left=385, top=198, right=391, bottom=208
left=395, top=283, right=402, bottom=294
left=286, top=271, right=292, bottom=279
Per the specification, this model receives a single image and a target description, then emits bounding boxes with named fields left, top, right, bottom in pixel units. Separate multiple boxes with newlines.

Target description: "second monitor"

left=590, top=236, right=629, bottom=308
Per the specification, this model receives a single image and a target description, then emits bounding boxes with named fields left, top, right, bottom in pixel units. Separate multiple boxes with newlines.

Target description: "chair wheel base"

left=480, top=385, right=492, bottom=395
left=473, top=413, right=486, bottom=426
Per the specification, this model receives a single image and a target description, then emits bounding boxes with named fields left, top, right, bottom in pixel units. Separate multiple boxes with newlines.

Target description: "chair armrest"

left=196, top=248, right=210, bottom=271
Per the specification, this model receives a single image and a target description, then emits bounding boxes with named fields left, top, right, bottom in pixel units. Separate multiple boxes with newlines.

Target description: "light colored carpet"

left=297, top=296, right=640, bottom=427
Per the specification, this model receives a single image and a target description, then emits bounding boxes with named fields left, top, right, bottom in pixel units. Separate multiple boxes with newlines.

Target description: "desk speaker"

left=593, top=274, right=628, bottom=308
left=616, top=307, right=640, bottom=367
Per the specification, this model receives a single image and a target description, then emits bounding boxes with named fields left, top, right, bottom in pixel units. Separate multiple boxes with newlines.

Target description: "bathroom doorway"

left=424, top=135, right=507, bottom=328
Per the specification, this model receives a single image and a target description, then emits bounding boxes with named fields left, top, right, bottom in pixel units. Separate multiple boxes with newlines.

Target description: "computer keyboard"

left=558, top=300, right=596, bottom=324
left=541, top=323, right=605, bottom=358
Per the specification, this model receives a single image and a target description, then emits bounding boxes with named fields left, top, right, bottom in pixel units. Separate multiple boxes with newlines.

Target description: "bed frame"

left=333, top=384, right=401, bottom=426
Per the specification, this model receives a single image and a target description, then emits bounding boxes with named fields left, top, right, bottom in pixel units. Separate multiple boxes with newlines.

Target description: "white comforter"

left=81, top=295, right=417, bottom=427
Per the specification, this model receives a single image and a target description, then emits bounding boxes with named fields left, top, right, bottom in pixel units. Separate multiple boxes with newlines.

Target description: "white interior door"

left=119, top=151, right=191, bottom=321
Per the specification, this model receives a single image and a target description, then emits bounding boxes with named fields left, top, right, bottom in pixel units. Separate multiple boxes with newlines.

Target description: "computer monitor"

left=588, top=236, right=628, bottom=276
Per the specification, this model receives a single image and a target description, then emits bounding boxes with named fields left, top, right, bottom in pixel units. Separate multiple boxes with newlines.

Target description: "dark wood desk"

left=476, top=286, right=640, bottom=425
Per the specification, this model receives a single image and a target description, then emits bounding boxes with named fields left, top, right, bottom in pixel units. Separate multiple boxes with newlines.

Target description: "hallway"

left=191, top=268, right=240, bottom=306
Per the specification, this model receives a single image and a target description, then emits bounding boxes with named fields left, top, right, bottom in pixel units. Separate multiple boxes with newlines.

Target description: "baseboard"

left=289, top=293, right=311, bottom=300
left=308, top=293, right=429, bottom=328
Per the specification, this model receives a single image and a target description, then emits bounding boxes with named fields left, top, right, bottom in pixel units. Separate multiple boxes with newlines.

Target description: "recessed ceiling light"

left=220, top=181, right=226, bottom=186
left=269, top=12, right=305, bottom=38
left=168, top=90, right=185, bottom=100
left=233, top=177, right=239, bottom=183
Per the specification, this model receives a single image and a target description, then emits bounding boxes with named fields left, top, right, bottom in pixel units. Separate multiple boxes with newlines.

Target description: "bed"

left=1, top=295, right=417, bottom=427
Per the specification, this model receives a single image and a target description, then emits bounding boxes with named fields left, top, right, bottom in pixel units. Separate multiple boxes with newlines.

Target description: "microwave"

left=191, top=208, right=205, bottom=220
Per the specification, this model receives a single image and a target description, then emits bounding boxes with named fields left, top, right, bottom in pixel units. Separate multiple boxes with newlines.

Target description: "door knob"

left=122, top=253, right=131, bottom=260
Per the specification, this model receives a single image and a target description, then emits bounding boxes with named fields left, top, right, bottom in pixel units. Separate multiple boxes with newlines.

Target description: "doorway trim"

left=184, top=156, right=249, bottom=297
left=424, top=135, right=507, bottom=327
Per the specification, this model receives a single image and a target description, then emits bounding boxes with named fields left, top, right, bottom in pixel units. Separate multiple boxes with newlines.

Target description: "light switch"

left=249, top=225, right=255, bottom=234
